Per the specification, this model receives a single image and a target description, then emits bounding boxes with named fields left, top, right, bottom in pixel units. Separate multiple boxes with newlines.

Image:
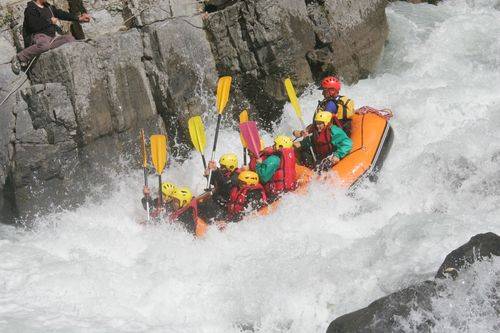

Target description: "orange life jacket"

left=227, top=184, right=267, bottom=219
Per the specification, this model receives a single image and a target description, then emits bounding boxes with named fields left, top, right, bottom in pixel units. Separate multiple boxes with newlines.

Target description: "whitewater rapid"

left=1, top=1, right=500, bottom=332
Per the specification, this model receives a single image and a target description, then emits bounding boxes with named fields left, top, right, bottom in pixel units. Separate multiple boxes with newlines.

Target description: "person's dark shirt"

left=23, top=1, right=78, bottom=38
left=210, top=169, right=239, bottom=205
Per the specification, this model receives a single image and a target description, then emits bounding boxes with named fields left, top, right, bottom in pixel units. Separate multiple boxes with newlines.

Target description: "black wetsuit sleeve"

left=52, top=5, right=79, bottom=21
left=210, top=169, right=223, bottom=187
left=24, top=6, right=51, bottom=34
left=229, top=172, right=239, bottom=187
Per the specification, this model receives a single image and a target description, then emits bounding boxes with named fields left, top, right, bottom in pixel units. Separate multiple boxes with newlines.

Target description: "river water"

left=1, top=1, right=499, bottom=332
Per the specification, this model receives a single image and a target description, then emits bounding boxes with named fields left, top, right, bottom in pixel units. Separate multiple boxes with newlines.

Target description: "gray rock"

left=125, top=0, right=201, bottom=27
left=142, top=15, right=217, bottom=153
left=388, top=0, right=441, bottom=4
left=204, top=0, right=316, bottom=125
left=29, top=30, right=157, bottom=144
left=1, top=0, right=392, bottom=219
left=82, top=9, right=124, bottom=39
left=327, top=281, right=438, bottom=333
left=435, top=232, right=500, bottom=279
left=203, top=0, right=388, bottom=125
left=0, top=35, right=16, bottom=64
left=327, top=232, right=500, bottom=333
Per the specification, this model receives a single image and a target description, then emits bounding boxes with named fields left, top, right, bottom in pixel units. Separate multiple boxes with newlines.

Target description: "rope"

left=355, top=106, right=393, bottom=120
left=0, top=37, right=56, bottom=108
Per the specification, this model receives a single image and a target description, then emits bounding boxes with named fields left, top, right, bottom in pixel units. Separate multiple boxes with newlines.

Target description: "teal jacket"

left=302, top=125, right=352, bottom=159
left=255, top=155, right=281, bottom=183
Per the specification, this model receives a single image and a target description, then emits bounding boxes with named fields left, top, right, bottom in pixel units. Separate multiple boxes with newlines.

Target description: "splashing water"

left=1, top=1, right=500, bottom=332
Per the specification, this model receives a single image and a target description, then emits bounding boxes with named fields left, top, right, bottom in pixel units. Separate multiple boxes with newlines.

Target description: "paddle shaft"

left=201, top=153, right=207, bottom=170
left=158, top=174, right=163, bottom=207
left=206, top=114, right=223, bottom=189
left=299, top=118, right=317, bottom=164
left=144, top=168, right=150, bottom=221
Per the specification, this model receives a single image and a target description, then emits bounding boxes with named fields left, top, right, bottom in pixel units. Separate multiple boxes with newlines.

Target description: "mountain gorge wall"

left=0, top=0, right=388, bottom=220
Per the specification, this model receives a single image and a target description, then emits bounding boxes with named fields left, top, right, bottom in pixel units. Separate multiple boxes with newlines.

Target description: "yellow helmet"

left=274, top=135, right=293, bottom=149
left=161, top=182, right=176, bottom=197
left=219, top=153, right=238, bottom=171
left=171, top=187, right=193, bottom=208
left=314, top=111, right=333, bottom=125
left=238, top=170, right=259, bottom=186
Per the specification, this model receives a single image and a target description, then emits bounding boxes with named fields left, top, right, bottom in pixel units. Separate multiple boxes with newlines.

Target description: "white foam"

left=1, top=1, right=500, bottom=331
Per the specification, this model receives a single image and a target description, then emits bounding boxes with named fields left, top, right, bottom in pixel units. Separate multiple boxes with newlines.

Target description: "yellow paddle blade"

left=239, top=110, right=249, bottom=123
left=216, top=76, right=232, bottom=114
left=140, top=129, right=147, bottom=168
left=284, top=78, right=303, bottom=121
left=150, top=134, right=167, bottom=175
left=239, top=110, right=249, bottom=148
left=188, top=116, right=207, bottom=153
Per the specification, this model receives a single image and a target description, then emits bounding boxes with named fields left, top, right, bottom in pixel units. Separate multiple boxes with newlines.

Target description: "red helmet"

left=321, top=76, right=341, bottom=92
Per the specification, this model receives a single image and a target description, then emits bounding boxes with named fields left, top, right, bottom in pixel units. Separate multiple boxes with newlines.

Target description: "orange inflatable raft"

left=191, top=111, right=393, bottom=236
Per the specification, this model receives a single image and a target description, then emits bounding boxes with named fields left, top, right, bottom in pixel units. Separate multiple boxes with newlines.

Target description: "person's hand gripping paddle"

left=239, top=110, right=249, bottom=165
left=284, top=78, right=317, bottom=167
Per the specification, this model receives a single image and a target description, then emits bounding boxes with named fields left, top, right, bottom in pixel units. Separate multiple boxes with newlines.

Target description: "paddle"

left=140, top=129, right=150, bottom=221
left=239, top=121, right=261, bottom=158
left=188, top=116, right=207, bottom=170
left=207, top=76, right=232, bottom=189
left=284, top=78, right=317, bottom=165
left=150, top=134, right=167, bottom=207
left=239, top=110, right=249, bottom=165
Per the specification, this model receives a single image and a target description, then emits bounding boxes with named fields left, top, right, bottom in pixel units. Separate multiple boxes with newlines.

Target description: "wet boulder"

left=435, top=232, right=500, bottom=279
left=203, top=0, right=388, bottom=126
left=326, top=232, right=500, bottom=333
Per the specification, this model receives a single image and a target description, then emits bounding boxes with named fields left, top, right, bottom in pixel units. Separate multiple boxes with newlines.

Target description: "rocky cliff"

left=0, top=0, right=389, bottom=220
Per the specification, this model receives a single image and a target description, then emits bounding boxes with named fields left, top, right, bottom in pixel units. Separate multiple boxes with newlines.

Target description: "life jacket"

left=227, top=183, right=267, bottom=219
left=311, top=124, right=335, bottom=160
left=264, top=147, right=297, bottom=195
left=249, top=147, right=274, bottom=171
left=169, top=199, right=207, bottom=236
left=316, top=96, right=354, bottom=135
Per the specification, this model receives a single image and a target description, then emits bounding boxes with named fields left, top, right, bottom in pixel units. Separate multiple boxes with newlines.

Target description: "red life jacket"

left=312, top=124, right=335, bottom=160
left=265, top=147, right=297, bottom=195
left=227, top=183, right=267, bottom=217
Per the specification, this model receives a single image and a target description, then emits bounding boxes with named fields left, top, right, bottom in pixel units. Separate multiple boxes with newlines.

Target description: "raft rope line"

left=342, top=106, right=393, bottom=157
left=0, top=29, right=59, bottom=108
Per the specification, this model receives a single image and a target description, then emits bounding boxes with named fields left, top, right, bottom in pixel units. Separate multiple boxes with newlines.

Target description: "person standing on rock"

left=11, top=0, right=91, bottom=75
left=314, top=76, right=355, bottom=136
